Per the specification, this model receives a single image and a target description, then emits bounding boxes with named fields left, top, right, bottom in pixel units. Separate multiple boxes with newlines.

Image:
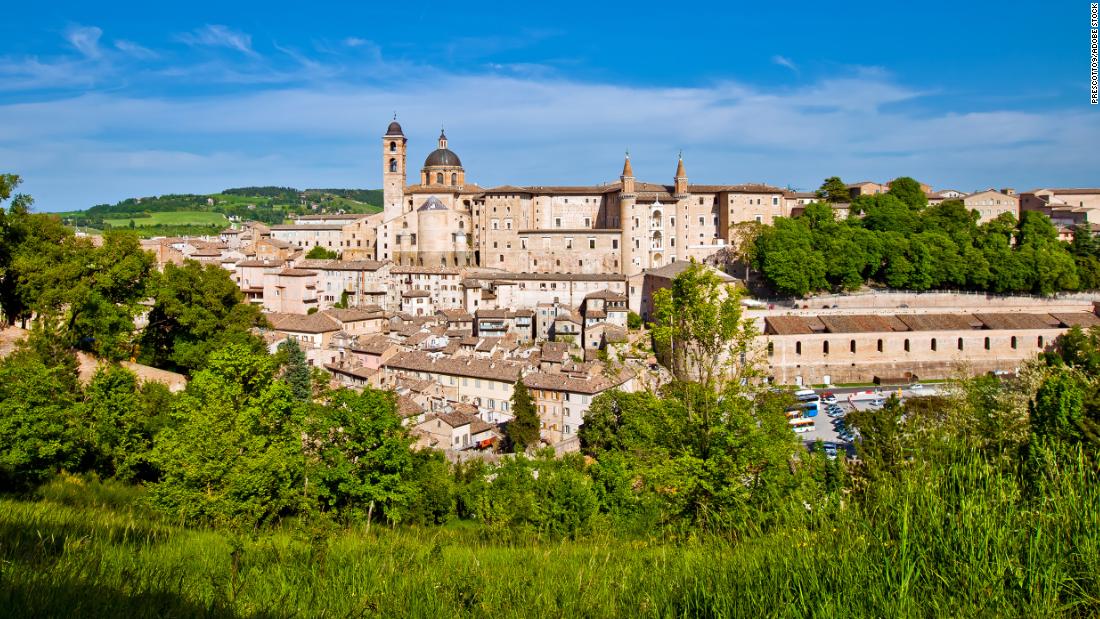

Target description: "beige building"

left=374, top=119, right=795, bottom=278
left=761, top=309, right=1100, bottom=386
left=1021, top=188, right=1100, bottom=226
left=524, top=365, right=637, bottom=444
left=380, top=350, right=528, bottom=422
left=964, top=189, right=1019, bottom=223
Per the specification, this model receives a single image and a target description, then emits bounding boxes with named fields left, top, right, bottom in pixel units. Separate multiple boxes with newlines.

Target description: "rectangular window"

left=612, top=239, right=619, bottom=249
left=588, top=238, right=596, bottom=249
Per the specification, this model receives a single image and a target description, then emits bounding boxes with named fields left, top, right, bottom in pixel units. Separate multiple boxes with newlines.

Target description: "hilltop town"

left=127, top=118, right=1100, bottom=456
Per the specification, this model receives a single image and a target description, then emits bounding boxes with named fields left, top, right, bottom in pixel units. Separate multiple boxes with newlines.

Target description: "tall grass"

left=1, top=454, right=1097, bottom=618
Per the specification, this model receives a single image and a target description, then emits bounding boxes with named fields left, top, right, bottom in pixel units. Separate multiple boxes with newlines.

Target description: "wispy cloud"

left=0, top=24, right=1096, bottom=211
left=772, top=55, right=798, bottom=73
left=114, top=39, right=158, bottom=60
left=177, top=24, right=257, bottom=56
left=65, top=25, right=103, bottom=59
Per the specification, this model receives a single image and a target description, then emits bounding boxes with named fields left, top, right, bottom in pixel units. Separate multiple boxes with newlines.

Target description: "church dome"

left=385, top=120, right=404, bottom=136
left=424, top=148, right=462, bottom=168
left=417, top=196, right=448, bottom=211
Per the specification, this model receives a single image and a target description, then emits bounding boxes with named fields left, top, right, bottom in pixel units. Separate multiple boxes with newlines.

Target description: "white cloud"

left=65, top=25, right=103, bottom=59
left=177, top=25, right=257, bottom=56
left=0, top=37, right=1095, bottom=210
left=772, top=55, right=797, bottom=73
left=114, top=39, right=158, bottom=59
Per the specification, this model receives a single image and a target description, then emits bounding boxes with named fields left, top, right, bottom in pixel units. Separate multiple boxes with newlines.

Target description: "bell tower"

left=383, top=116, right=407, bottom=222
left=619, top=153, right=637, bottom=275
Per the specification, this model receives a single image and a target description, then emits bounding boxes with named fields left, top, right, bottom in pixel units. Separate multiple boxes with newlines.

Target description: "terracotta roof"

left=973, top=313, right=1058, bottom=330
left=277, top=268, right=318, bottom=277
left=437, top=309, right=473, bottom=321
left=325, top=363, right=379, bottom=380
left=818, top=315, right=905, bottom=333
left=765, top=316, right=815, bottom=335
left=584, top=289, right=628, bottom=302
left=352, top=335, right=397, bottom=355
left=384, top=351, right=528, bottom=382
left=523, top=366, right=633, bottom=394
left=402, top=289, right=432, bottom=298
left=267, top=312, right=341, bottom=333
left=895, top=314, right=980, bottom=331
left=476, top=309, right=510, bottom=319
left=1049, top=312, right=1100, bottom=328
left=396, top=394, right=422, bottom=418
left=326, top=307, right=385, bottom=322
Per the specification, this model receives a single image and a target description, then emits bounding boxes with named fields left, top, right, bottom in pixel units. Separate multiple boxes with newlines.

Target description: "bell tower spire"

left=674, top=151, right=688, bottom=197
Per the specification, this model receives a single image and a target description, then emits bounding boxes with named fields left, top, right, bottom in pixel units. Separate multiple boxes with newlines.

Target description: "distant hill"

left=60, top=187, right=382, bottom=237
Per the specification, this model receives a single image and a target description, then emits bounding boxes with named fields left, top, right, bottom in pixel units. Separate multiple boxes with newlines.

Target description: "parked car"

left=870, top=399, right=885, bottom=407
left=822, top=393, right=838, bottom=404
left=823, top=442, right=838, bottom=459
left=909, top=383, right=924, bottom=391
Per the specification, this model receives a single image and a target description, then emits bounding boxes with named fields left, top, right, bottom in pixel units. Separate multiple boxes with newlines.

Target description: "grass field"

left=3, top=455, right=1098, bottom=619
left=101, top=211, right=229, bottom=228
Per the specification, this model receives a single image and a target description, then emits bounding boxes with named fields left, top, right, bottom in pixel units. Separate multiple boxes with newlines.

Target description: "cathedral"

left=373, top=118, right=794, bottom=276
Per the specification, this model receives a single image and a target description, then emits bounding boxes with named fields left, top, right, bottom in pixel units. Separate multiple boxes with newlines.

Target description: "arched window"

left=958, top=337, right=964, bottom=351
left=389, top=158, right=397, bottom=173
left=389, top=141, right=397, bottom=152
left=850, top=340, right=856, bottom=354
left=436, top=173, right=444, bottom=184
left=904, top=339, right=910, bottom=352
left=1011, top=336, right=1017, bottom=349
left=795, top=341, right=802, bottom=355
left=877, top=339, right=883, bottom=353
left=931, top=338, right=938, bottom=352
left=451, top=173, right=457, bottom=185
left=984, top=337, right=991, bottom=350
left=1038, top=336, right=1044, bottom=348
left=823, top=341, right=830, bottom=355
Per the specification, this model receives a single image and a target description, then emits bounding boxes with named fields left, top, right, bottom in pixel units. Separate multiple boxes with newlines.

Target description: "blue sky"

left=0, top=0, right=1095, bottom=211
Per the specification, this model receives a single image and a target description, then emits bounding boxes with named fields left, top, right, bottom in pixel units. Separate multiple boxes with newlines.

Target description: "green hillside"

left=60, top=186, right=382, bottom=238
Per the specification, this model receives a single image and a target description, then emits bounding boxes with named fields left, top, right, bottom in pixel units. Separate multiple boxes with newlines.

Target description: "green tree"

left=0, top=348, right=83, bottom=490
left=653, top=261, right=757, bottom=389
left=81, top=365, right=157, bottom=481
left=140, top=261, right=266, bottom=373
left=816, top=176, right=850, bottom=203
left=507, top=378, right=540, bottom=452
left=849, top=395, right=907, bottom=477
left=753, top=219, right=828, bottom=296
left=277, top=338, right=311, bottom=402
left=150, top=345, right=303, bottom=527
left=301, top=388, right=414, bottom=523
left=887, top=177, right=928, bottom=210
left=305, top=246, right=339, bottom=260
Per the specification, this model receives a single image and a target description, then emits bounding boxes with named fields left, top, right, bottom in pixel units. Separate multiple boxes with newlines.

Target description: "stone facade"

left=963, top=189, right=1019, bottom=223
left=373, top=119, right=794, bottom=276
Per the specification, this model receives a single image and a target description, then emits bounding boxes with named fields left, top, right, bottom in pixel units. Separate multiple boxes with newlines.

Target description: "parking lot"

left=797, top=385, right=940, bottom=456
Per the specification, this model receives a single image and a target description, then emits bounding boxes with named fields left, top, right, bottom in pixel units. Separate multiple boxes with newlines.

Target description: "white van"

left=794, top=388, right=816, bottom=399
